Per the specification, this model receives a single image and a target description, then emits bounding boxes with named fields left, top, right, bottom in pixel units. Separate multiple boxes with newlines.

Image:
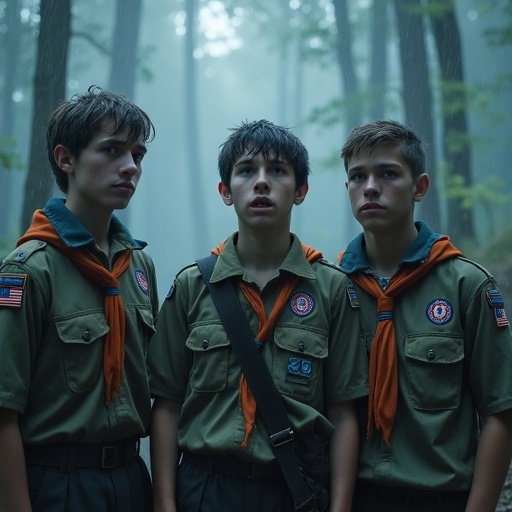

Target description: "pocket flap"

left=405, top=335, right=463, bottom=364
left=55, top=312, right=109, bottom=345
left=274, top=325, right=328, bottom=358
left=186, top=323, right=230, bottom=352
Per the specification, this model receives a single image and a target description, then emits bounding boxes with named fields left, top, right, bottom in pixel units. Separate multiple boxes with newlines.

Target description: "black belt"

left=182, top=451, right=283, bottom=480
left=356, top=480, right=470, bottom=500
left=24, top=438, right=140, bottom=471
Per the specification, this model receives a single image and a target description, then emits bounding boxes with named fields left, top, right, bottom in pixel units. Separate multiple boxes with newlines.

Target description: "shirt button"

left=202, top=339, right=209, bottom=349
left=427, top=349, right=436, bottom=360
left=298, top=342, right=306, bottom=352
left=82, top=331, right=92, bottom=342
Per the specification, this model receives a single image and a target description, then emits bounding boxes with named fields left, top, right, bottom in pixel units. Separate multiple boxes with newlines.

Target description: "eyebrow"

left=101, top=137, right=147, bottom=154
left=234, top=157, right=288, bottom=167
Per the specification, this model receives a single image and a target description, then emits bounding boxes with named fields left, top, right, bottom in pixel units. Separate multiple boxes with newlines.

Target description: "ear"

left=53, top=145, right=74, bottom=174
left=293, top=183, right=308, bottom=205
left=413, top=173, right=430, bottom=202
left=218, top=181, right=233, bottom=206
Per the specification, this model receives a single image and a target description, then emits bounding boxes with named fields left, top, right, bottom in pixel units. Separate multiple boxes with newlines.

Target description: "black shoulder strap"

left=196, top=254, right=315, bottom=512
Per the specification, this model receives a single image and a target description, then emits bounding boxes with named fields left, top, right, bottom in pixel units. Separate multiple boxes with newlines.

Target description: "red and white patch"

left=290, top=291, right=315, bottom=317
left=426, top=298, right=453, bottom=325
left=135, top=269, right=149, bottom=294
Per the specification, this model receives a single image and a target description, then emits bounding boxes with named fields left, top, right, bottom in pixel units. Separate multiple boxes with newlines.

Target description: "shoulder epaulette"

left=456, top=256, right=494, bottom=279
left=2, top=240, right=47, bottom=265
left=316, top=258, right=344, bottom=273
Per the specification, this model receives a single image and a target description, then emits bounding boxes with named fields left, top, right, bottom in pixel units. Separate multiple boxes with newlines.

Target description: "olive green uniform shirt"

left=340, top=222, right=512, bottom=491
left=148, top=233, right=369, bottom=464
left=0, top=198, right=158, bottom=444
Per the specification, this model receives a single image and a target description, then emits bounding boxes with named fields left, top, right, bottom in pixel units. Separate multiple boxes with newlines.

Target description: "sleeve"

left=147, top=274, right=192, bottom=403
left=464, top=276, right=512, bottom=416
left=323, top=274, right=369, bottom=406
left=0, top=263, right=48, bottom=412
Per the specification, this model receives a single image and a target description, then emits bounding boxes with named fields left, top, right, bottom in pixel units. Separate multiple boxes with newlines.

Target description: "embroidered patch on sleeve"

left=485, top=289, right=509, bottom=327
left=0, top=274, right=28, bottom=308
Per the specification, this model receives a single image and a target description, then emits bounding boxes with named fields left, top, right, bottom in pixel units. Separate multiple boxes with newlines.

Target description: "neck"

left=64, top=200, right=112, bottom=254
left=236, top=229, right=292, bottom=288
left=363, top=223, right=418, bottom=276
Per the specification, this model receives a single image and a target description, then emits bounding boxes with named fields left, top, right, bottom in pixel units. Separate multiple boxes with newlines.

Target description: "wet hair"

left=218, top=119, right=310, bottom=189
left=46, top=85, right=155, bottom=192
left=341, top=120, right=425, bottom=178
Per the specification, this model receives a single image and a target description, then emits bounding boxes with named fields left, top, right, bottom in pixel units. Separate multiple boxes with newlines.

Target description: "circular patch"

left=426, top=298, right=453, bottom=325
left=290, top=291, right=315, bottom=317
left=135, top=269, right=149, bottom=294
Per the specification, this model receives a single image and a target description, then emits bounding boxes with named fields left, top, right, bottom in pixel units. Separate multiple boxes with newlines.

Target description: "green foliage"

left=483, top=0, right=512, bottom=46
left=0, top=138, right=23, bottom=171
left=442, top=171, right=510, bottom=238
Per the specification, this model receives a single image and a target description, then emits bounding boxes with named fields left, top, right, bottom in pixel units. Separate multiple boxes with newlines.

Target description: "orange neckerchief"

left=212, top=240, right=322, bottom=447
left=18, top=209, right=132, bottom=405
left=338, top=237, right=462, bottom=445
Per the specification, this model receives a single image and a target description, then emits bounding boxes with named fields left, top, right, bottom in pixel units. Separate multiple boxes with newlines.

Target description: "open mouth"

left=251, top=197, right=273, bottom=208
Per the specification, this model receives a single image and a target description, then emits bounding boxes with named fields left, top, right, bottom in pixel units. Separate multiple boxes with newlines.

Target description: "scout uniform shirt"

left=340, top=221, right=512, bottom=491
left=0, top=198, right=158, bottom=443
left=148, top=232, right=369, bottom=463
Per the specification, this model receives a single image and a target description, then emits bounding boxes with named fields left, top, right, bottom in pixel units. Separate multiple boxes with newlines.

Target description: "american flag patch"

left=495, top=307, right=509, bottom=327
left=0, top=274, right=28, bottom=308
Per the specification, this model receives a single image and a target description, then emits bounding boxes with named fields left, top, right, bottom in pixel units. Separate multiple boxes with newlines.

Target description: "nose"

left=120, top=153, right=140, bottom=177
left=364, top=175, right=379, bottom=197
left=253, top=167, right=270, bottom=191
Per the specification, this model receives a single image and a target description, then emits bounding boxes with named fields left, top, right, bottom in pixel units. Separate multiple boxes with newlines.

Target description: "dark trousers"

left=352, top=480, right=470, bottom=512
left=177, top=457, right=295, bottom=512
left=27, top=456, right=153, bottom=512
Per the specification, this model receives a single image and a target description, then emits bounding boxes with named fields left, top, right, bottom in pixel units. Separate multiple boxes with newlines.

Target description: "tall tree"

left=393, top=0, right=440, bottom=230
left=332, top=0, right=362, bottom=132
left=0, top=0, right=22, bottom=240
left=184, top=0, right=209, bottom=257
left=109, top=0, right=142, bottom=99
left=21, top=0, right=71, bottom=232
left=109, top=0, right=143, bottom=227
left=369, top=0, right=389, bottom=121
left=428, top=0, right=475, bottom=243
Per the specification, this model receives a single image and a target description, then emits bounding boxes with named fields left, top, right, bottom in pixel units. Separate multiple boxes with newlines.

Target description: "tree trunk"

left=21, top=0, right=70, bottom=233
left=428, top=0, right=475, bottom=244
left=109, top=0, right=143, bottom=227
left=0, top=0, right=21, bottom=241
left=184, top=0, right=208, bottom=256
left=393, top=0, right=441, bottom=231
left=109, top=0, right=142, bottom=99
left=369, top=0, right=388, bottom=121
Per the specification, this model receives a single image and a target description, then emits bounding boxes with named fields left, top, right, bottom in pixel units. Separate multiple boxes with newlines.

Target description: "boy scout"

left=337, top=119, right=512, bottom=512
left=148, top=120, right=368, bottom=512
left=0, top=87, right=158, bottom=511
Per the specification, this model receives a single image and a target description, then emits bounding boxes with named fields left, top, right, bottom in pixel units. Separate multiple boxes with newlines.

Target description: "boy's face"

left=218, top=150, right=308, bottom=232
left=345, top=143, right=428, bottom=234
left=54, top=121, right=147, bottom=217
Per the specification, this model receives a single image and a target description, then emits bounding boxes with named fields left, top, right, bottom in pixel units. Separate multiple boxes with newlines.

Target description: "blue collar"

left=43, top=197, right=146, bottom=250
left=339, top=221, right=442, bottom=274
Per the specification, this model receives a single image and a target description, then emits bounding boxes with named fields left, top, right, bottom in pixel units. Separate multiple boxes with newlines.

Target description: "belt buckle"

left=101, top=445, right=121, bottom=469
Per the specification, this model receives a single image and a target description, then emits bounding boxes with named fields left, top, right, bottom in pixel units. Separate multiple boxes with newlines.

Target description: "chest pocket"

left=186, top=323, right=231, bottom=393
left=56, top=312, right=108, bottom=393
left=273, top=325, right=328, bottom=402
left=404, top=334, right=464, bottom=410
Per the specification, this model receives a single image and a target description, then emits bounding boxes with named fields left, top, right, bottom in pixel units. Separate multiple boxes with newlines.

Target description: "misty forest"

left=1, top=0, right=512, bottom=508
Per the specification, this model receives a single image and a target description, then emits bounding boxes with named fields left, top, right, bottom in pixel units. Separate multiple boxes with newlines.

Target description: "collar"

left=43, top=197, right=146, bottom=250
left=210, top=232, right=317, bottom=283
left=340, top=221, right=442, bottom=274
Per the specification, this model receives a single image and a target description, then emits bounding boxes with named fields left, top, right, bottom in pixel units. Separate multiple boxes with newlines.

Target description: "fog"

left=2, top=0, right=512, bottom=300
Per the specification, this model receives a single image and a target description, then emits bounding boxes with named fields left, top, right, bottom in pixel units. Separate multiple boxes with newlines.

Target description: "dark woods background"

left=1, top=1, right=512, bottom=506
